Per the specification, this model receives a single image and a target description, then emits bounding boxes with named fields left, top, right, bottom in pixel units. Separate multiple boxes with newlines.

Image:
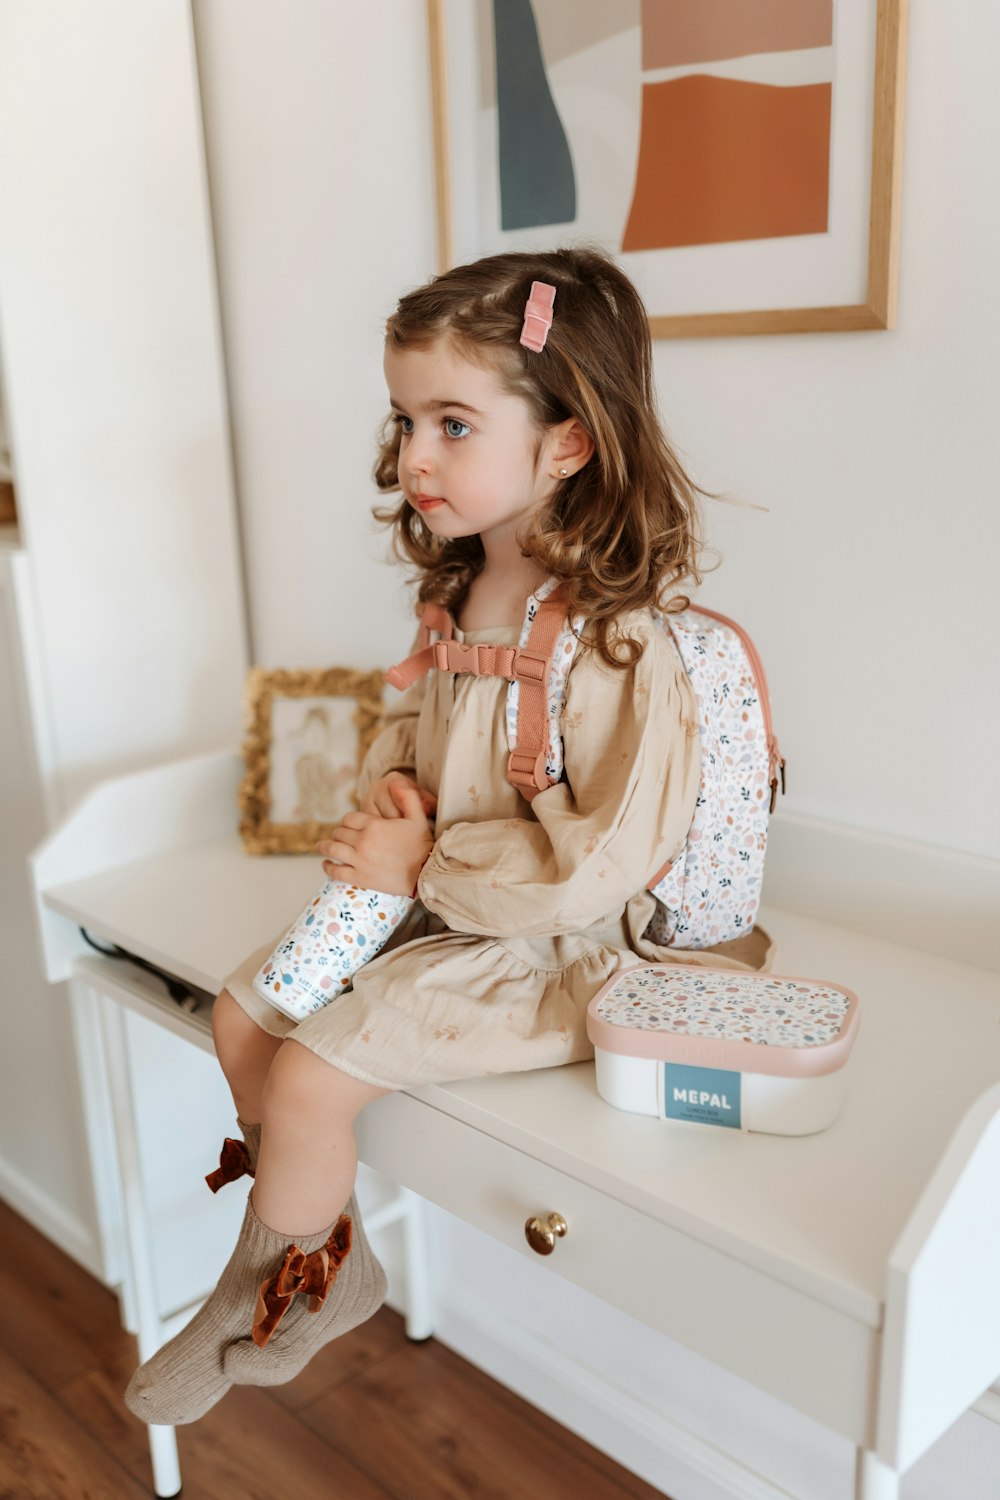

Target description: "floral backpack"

left=386, top=578, right=785, bottom=950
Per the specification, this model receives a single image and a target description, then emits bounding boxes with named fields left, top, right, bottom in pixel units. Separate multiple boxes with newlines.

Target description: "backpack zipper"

left=690, top=605, right=786, bottom=814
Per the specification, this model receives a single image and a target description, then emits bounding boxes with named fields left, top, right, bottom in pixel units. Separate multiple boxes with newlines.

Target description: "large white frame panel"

left=0, top=0, right=248, bottom=815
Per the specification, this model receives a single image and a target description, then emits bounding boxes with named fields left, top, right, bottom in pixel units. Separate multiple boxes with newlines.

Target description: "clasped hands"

left=316, top=771, right=437, bottom=899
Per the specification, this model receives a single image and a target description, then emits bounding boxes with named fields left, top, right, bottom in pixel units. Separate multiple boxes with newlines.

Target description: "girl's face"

left=384, top=338, right=557, bottom=556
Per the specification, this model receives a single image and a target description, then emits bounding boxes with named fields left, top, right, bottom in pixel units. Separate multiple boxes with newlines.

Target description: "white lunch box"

left=586, top=965, right=860, bottom=1136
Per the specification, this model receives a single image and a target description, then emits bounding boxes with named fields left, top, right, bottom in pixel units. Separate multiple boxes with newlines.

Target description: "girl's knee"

left=212, top=987, right=249, bottom=1056
left=212, top=988, right=280, bottom=1071
left=262, top=1039, right=388, bottom=1124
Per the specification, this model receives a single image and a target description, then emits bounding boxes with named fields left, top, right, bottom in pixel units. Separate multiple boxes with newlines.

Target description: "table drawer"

left=357, top=1090, right=877, bottom=1444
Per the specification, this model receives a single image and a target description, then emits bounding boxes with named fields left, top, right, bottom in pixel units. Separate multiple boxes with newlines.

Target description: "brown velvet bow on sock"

left=252, top=1214, right=353, bottom=1349
left=205, top=1137, right=254, bottom=1194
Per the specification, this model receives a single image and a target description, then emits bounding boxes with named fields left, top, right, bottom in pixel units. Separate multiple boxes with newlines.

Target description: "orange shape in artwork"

left=622, top=74, right=831, bottom=252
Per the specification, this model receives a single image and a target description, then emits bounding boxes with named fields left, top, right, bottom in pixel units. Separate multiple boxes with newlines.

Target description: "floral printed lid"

left=586, top=965, right=860, bottom=1078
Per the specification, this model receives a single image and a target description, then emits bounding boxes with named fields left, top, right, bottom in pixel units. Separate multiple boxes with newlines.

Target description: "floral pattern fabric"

left=594, top=966, right=852, bottom=1048
left=644, top=610, right=771, bottom=949
left=253, top=881, right=414, bottom=1021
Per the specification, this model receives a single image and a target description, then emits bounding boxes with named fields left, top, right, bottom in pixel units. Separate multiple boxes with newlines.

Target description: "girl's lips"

left=415, top=496, right=445, bottom=510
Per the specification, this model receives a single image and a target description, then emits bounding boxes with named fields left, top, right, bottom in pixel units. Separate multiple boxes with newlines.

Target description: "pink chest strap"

left=384, top=587, right=568, bottom=798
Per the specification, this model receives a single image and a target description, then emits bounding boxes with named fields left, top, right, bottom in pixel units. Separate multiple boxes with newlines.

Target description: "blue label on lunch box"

left=664, top=1064, right=742, bottom=1129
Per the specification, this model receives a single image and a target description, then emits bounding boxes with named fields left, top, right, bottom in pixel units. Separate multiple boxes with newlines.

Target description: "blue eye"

left=444, top=418, right=471, bottom=439
left=395, top=414, right=414, bottom=435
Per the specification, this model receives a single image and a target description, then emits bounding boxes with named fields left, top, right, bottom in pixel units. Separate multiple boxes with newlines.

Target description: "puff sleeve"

left=355, top=625, right=427, bottom=804
left=416, top=615, right=700, bottom=938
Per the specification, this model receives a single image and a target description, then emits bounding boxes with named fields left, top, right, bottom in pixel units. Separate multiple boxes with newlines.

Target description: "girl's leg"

left=204, top=987, right=285, bottom=1186
left=251, top=1037, right=388, bottom=1232
left=212, top=986, right=284, bottom=1125
left=221, top=1041, right=390, bottom=1388
left=125, top=1037, right=388, bottom=1423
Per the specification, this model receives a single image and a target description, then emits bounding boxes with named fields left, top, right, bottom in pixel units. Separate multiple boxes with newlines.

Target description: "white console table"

left=31, top=750, right=1000, bottom=1500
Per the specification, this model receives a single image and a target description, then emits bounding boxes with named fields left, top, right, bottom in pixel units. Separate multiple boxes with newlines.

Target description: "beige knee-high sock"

left=237, top=1116, right=262, bottom=1173
left=222, top=1192, right=387, bottom=1389
left=124, top=1196, right=332, bottom=1426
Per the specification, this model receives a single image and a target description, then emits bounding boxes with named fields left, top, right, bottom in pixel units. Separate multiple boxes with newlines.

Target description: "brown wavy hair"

left=373, top=245, right=705, bottom=669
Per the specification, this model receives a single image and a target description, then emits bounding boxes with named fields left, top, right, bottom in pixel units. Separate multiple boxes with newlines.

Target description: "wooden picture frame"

left=427, top=0, right=908, bottom=336
left=238, top=667, right=385, bottom=855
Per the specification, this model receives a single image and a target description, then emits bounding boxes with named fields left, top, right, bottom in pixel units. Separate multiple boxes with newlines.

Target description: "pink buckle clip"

left=507, top=747, right=550, bottom=792
left=431, top=639, right=479, bottom=675
left=519, top=281, right=556, bottom=353
left=432, top=639, right=490, bottom=675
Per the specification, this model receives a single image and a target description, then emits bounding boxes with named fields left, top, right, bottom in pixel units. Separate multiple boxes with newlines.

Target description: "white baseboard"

left=0, top=1151, right=104, bottom=1281
left=432, top=1289, right=803, bottom=1500
left=764, top=813, right=1000, bottom=974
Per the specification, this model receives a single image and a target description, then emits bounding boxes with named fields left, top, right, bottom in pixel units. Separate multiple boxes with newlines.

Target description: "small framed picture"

left=238, top=667, right=385, bottom=855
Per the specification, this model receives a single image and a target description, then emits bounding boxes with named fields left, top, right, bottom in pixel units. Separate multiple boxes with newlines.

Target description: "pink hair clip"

left=519, top=281, right=556, bottom=353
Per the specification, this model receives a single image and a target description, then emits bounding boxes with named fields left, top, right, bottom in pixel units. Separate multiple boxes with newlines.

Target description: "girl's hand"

left=318, top=780, right=434, bottom=898
left=362, top=771, right=438, bottom=822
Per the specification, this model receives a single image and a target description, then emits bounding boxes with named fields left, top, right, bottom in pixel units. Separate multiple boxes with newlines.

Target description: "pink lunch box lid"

left=586, top=965, right=861, bottom=1079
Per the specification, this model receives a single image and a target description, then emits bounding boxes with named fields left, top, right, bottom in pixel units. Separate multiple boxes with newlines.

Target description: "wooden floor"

left=0, top=1199, right=670, bottom=1499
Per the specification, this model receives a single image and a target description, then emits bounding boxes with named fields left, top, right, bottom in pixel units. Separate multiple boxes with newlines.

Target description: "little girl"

left=126, top=245, right=768, bottom=1426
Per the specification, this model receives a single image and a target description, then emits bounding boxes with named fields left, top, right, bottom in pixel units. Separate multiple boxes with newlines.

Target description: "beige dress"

left=224, top=607, right=771, bottom=1089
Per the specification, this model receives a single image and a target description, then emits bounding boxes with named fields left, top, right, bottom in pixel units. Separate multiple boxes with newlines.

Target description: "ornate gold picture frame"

left=238, top=667, right=385, bottom=855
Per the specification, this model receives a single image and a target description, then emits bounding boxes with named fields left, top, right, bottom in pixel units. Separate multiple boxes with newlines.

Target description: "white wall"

left=0, top=0, right=249, bottom=1288
left=191, top=0, right=437, bottom=667
left=0, top=547, right=99, bottom=1263
left=191, top=3, right=1000, bottom=1497
left=668, top=0, right=1000, bottom=858
left=0, top=0, right=248, bottom=815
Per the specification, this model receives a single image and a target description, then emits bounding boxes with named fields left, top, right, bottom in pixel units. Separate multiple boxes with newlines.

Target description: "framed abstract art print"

left=427, top=0, right=908, bottom=336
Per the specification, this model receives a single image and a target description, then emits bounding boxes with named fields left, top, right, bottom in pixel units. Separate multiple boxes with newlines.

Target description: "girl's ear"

left=548, top=417, right=595, bottom=478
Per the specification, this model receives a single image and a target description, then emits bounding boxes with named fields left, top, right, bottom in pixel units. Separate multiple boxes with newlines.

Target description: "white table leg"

left=98, top=994, right=182, bottom=1499
left=855, top=1448, right=900, bottom=1500
left=400, top=1187, right=434, bottom=1341
left=364, top=1185, right=436, bottom=1340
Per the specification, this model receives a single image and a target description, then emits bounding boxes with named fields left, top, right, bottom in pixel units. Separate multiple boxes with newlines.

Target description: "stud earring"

left=559, top=467, right=569, bottom=476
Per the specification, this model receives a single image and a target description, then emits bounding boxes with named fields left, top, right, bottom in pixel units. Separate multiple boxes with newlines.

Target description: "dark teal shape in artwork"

left=493, top=0, right=576, bottom=230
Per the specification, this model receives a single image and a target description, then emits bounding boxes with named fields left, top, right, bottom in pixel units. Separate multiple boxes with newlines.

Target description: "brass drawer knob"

left=524, top=1212, right=568, bottom=1255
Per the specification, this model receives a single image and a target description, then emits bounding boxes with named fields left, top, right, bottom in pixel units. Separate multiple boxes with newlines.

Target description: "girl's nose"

left=404, top=434, right=433, bottom=476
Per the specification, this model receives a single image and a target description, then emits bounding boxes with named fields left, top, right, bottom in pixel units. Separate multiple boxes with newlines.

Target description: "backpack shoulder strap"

left=507, top=585, right=568, bottom=800
left=384, top=586, right=575, bottom=805
left=384, top=601, right=455, bottom=689
left=383, top=594, right=563, bottom=701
